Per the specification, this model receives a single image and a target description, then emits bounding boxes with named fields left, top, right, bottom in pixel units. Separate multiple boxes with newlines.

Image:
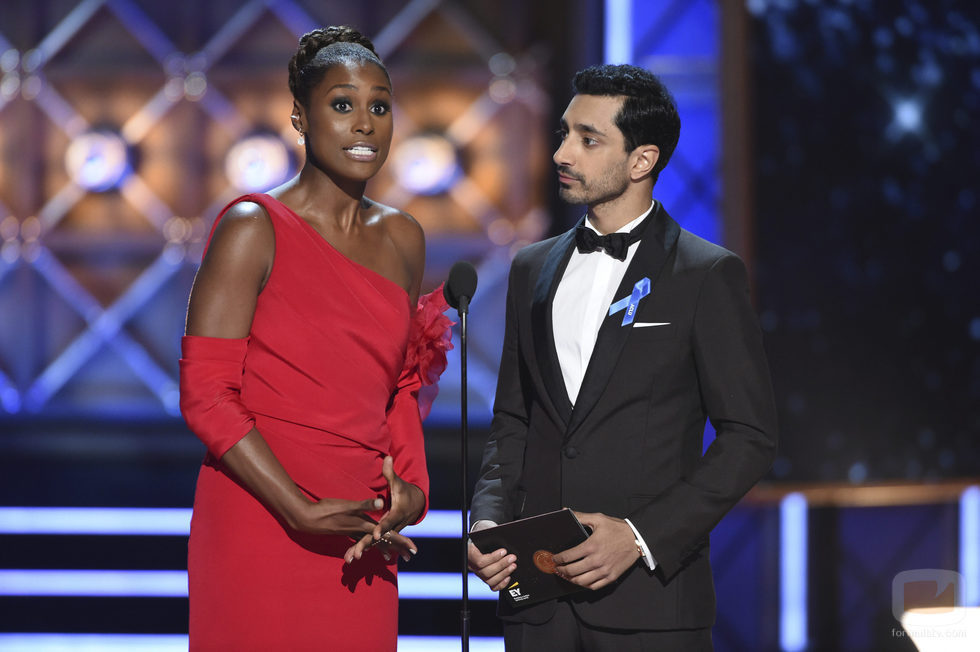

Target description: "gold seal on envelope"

left=532, top=550, right=556, bottom=574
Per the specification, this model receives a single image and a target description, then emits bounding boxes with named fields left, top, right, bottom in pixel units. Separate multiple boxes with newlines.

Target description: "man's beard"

left=557, top=164, right=629, bottom=207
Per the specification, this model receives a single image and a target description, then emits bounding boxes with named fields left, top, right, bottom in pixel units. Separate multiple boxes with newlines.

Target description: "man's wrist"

left=623, top=517, right=657, bottom=570
left=470, top=519, right=497, bottom=533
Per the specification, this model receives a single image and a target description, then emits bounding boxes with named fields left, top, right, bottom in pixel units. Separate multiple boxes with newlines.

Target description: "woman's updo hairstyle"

left=288, top=26, right=389, bottom=108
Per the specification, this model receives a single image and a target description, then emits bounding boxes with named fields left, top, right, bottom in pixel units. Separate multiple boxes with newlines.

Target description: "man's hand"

left=552, top=511, right=640, bottom=591
left=467, top=520, right=516, bottom=591
left=468, top=542, right=517, bottom=591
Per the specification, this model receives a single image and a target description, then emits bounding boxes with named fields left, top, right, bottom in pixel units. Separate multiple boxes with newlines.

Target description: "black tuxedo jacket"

left=470, top=203, right=778, bottom=630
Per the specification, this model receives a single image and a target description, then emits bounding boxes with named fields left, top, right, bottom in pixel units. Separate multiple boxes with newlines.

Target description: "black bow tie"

left=575, top=223, right=642, bottom=261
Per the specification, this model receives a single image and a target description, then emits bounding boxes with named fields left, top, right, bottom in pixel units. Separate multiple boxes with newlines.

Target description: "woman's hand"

left=290, top=496, right=384, bottom=538
left=219, top=431, right=388, bottom=545
left=344, top=456, right=424, bottom=564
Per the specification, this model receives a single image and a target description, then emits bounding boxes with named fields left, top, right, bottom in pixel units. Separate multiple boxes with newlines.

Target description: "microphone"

left=444, top=261, right=478, bottom=314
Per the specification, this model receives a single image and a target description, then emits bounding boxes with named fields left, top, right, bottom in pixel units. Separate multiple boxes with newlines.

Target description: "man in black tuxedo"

left=467, top=64, right=778, bottom=650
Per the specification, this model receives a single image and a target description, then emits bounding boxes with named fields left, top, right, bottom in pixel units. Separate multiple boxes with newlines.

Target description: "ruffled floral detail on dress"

left=406, top=283, right=455, bottom=419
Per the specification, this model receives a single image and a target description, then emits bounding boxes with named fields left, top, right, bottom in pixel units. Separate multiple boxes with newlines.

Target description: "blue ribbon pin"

left=608, top=277, right=651, bottom=326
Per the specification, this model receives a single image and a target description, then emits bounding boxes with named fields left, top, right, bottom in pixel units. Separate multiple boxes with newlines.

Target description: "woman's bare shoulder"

left=203, top=200, right=275, bottom=263
left=198, top=200, right=276, bottom=285
left=366, top=199, right=424, bottom=254
left=365, top=199, right=424, bottom=300
left=212, top=200, right=274, bottom=240
left=186, top=200, right=275, bottom=336
left=368, top=199, right=421, bottom=234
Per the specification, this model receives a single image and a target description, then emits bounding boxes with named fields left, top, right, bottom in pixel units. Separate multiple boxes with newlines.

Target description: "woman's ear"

left=630, top=145, right=660, bottom=182
left=291, top=101, right=306, bottom=134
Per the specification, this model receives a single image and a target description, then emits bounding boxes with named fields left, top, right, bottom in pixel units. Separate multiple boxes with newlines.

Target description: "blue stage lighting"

left=64, top=130, right=133, bottom=192
left=604, top=0, right=632, bottom=64
left=0, top=570, right=188, bottom=597
left=0, top=569, right=497, bottom=600
left=0, top=507, right=463, bottom=538
left=894, top=98, right=923, bottom=132
left=962, top=486, right=980, bottom=606
left=780, top=492, right=808, bottom=651
left=224, top=132, right=292, bottom=193
left=391, top=133, right=461, bottom=196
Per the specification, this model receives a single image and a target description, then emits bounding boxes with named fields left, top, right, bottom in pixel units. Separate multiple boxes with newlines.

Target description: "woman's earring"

left=297, top=133, right=305, bottom=146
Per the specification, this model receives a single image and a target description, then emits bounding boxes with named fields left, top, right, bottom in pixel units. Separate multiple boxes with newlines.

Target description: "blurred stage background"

left=0, top=0, right=977, bottom=650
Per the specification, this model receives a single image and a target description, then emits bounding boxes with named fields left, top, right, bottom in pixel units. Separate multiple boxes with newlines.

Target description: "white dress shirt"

left=551, top=200, right=658, bottom=571
left=552, top=202, right=653, bottom=404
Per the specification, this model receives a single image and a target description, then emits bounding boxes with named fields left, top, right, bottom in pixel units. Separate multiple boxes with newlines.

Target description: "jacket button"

left=563, top=446, right=579, bottom=459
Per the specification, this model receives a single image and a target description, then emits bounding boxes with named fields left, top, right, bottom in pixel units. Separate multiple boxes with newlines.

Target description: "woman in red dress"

left=179, top=26, right=451, bottom=650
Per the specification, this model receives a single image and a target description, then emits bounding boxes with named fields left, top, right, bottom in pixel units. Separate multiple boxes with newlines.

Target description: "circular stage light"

left=224, top=133, right=291, bottom=193
left=391, top=132, right=461, bottom=196
left=64, top=130, right=133, bottom=192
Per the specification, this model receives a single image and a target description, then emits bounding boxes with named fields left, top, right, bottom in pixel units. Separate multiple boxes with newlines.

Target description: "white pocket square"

left=633, top=322, right=670, bottom=328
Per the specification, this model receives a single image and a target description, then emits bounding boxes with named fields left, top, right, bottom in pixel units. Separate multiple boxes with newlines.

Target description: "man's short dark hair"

left=572, top=64, right=681, bottom=182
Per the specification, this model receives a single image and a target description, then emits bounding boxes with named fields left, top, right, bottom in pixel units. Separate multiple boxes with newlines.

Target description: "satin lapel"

left=566, top=204, right=681, bottom=437
left=531, top=228, right=577, bottom=425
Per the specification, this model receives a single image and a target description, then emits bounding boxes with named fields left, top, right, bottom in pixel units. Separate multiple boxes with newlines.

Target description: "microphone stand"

left=458, top=294, right=470, bottom=652
left=445, top=261, right=477, bottom=652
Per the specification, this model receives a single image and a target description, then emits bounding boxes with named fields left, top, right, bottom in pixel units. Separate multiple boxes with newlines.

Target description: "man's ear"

left=630, top=145, right=660, bottom=182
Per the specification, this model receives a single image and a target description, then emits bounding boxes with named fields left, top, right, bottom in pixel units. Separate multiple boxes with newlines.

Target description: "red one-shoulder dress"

left=179, top=194, right=451, bottom=651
